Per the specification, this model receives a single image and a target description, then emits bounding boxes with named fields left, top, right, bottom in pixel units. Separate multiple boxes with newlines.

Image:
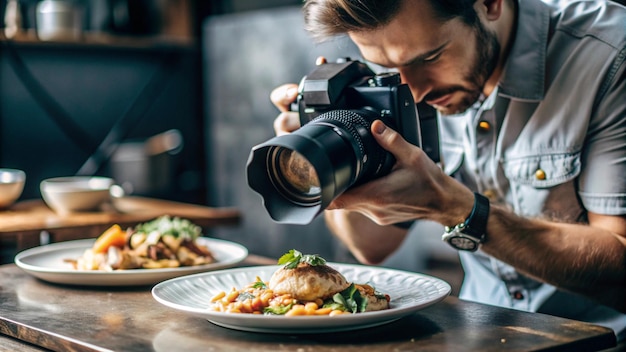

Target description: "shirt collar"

left=498, top=0, right=551, bottom=101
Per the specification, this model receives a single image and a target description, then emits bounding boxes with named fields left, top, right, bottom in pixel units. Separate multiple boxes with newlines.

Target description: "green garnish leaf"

left=134, top=215, right=202, bottom=240
left=263, top=303, right=294, bottom=315
left=322, top=283, right=368, bottom=313
left=277, top=249, right=326, bottom=269
left=356, top=290, right=368, bottom=312
left=252, top=281, right=267, bottom=289
left=322, top=301, right=345, bottom=312
left=236, top=292, right=255, bottom=301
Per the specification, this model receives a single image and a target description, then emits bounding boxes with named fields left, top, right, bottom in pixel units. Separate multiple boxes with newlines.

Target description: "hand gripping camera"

left=247, top=58, right=440, bottom=224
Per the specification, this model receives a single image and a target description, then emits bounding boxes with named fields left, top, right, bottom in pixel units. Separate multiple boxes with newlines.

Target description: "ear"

left=481, top=0, right=504, bottom=21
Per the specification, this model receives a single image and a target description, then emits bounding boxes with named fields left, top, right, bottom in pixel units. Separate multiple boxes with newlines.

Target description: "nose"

left=398, top=69, right=431, bottom=103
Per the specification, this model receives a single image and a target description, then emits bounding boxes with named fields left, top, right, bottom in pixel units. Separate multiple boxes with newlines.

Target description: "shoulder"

left=548, top=0, right=626, bottom=49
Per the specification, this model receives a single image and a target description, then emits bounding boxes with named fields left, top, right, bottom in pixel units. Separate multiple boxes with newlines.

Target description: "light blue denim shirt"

left=436, top=0, right=626, bottom=340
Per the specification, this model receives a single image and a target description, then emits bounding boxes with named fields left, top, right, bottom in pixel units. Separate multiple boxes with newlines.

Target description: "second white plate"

left=152, top=264, right=451, bottom=333
left=15, top=237, right=248, bottom=286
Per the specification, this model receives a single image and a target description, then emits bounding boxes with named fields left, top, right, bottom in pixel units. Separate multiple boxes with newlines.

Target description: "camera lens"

left=247, top=108, right=393, bottom=224
left=270, top=148, right=321, bottom=203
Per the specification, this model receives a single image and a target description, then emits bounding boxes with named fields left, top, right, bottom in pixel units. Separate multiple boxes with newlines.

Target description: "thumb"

left=270, top=84, right=299, bottom=112
left=371, top=120, right=411, bottom=157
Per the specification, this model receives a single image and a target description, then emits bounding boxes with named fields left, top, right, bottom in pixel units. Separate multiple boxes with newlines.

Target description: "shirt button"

left=535, top=169, right=547, bottom=180
left=512, top=291, right=525, bottom=300
left=483, top=189, right=497, bottom=201
left=478, top=120, right=491, bottom=133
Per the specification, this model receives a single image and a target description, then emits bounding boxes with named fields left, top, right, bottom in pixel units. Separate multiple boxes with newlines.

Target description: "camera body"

left=296, top=58, right=421, bottom=150
left=246, top=58, right=440, bottom=224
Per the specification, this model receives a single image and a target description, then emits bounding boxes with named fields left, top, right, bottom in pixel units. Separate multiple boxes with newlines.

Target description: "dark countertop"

left=0, top=262, right=617, bottom=352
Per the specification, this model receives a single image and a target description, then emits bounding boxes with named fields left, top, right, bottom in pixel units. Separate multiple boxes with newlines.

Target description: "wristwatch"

left=442, top=192, right=490, bottom=251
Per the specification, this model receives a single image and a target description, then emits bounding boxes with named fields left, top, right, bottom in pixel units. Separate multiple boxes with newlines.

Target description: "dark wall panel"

left=0, top=43, right=205, bottom=204
left=203, top=7, right=365, bottom=261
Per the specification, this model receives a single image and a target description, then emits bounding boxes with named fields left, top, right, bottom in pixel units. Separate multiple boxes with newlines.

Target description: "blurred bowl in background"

left=40, top=176, right=115, bottom=214
left=0, top=168, right=26, bottom=209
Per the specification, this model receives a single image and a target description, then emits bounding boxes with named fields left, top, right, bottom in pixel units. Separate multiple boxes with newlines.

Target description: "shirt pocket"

left=502, top=152, right=583, bottom=218
left=503, top=153, right=581, bottom=188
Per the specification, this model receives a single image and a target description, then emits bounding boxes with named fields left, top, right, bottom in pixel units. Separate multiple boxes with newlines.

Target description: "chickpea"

left=210, top=291, right=226, bottom=302
left=315, top=307, right=333, bottom=315
left=329, top=310, right=346, bottom=316
left=305, top=302, right=319, bottom=312
left=285, top=305, right=306, bottom=316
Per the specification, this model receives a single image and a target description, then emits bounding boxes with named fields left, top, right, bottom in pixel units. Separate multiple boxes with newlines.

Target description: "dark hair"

left=303, top=0, right=479, bottom=42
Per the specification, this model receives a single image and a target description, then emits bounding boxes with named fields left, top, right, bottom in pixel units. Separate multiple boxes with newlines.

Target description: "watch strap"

left=461, top=192, right=490, bottom=241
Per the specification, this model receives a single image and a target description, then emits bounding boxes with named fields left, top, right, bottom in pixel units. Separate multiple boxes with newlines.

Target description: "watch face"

left=449, top=236, right=479, bottom=251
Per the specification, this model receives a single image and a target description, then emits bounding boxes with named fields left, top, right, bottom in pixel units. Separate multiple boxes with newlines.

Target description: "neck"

left=483, top=0, right=517, bottom=97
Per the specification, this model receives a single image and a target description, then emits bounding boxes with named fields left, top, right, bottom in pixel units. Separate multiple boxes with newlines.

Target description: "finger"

left=326, top=121, right=406, bottom=210
left=370, top=120, right=413, bottom=161
left=273, top=111, right=301, bottom=135
left=270, top=84, right=299, bottom=112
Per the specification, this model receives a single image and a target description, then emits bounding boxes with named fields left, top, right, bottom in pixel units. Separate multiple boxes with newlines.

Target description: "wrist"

left=442, top=192, right=490, bottom=252
left=435, top=189, right=476, bottom=226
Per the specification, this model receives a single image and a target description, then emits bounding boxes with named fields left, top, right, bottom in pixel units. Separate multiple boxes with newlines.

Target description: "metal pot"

left=110, top=129, right=183, bottom=196
left=36, top=0, right=83, bottom=41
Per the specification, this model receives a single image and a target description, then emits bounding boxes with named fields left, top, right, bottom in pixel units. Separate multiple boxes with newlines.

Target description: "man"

left=270, top=0, right=626, bottom=341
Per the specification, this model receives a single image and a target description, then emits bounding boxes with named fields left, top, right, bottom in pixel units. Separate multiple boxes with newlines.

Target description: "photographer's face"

left=349, top=0, right=500, bottom=115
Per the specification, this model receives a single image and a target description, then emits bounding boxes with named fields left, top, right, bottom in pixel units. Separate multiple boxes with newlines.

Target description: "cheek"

left=398, top=68, right=432, bottom=101
left=429, top=61, right=457, bottom=80
left=399, top=67, right=429, bottom=87
left=439, top=33, right=480, bottom=78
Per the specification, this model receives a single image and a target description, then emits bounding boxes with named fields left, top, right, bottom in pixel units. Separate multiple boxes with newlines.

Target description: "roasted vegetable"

left=92, top=224, right=127, bottom=254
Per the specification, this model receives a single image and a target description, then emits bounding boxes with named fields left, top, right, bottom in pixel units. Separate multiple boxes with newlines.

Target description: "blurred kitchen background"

left=0, top=0, right=462, bottom=293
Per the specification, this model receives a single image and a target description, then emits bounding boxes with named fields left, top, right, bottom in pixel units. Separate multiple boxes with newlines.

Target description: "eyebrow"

left=385, top=42, right=450, bottom=68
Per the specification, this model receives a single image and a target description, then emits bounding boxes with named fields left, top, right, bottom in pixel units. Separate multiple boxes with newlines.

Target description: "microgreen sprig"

left=277, top=249, right=326, bottom=269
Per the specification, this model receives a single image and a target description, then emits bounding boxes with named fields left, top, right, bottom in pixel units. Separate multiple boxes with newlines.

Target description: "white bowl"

left=0, top=168, right=26, bottom=209
left=40, top=176, right=115, bottom=214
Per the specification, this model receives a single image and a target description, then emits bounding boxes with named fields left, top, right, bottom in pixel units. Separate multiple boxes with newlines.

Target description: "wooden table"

left=0, top=196, right=241, bottom=255
left=0, top=262, right=617, bottom=352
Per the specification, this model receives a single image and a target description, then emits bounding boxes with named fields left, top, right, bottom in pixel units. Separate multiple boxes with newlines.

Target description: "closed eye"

left=423, top=51, right=443, bottom=63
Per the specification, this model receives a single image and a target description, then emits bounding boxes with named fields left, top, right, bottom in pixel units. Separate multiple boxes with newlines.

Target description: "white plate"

left=152, top=264, right=451, bottom=333
left=15, top=238, right=248, bottom=286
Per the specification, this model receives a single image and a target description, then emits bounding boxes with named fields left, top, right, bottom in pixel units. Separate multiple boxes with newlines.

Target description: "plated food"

left=16, top=237, right=248, bottom=286
left=65, top=216, right=216, bottom=271
left=152, top=262, right=450, bottom=333
left=210, top=250, right=390, bottom=316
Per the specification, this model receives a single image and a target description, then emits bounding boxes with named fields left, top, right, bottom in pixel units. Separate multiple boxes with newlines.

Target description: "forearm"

left=481, top=204, right=626, bottom=312
left=324, top=210, right=408, bottom=265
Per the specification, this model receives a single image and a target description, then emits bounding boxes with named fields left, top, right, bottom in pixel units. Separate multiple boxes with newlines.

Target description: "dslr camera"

left=247, top=58, right=440, bottom=224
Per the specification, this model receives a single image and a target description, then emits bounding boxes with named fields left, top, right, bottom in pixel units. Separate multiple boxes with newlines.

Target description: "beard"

left=426, top=21, right=501, bottom=115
